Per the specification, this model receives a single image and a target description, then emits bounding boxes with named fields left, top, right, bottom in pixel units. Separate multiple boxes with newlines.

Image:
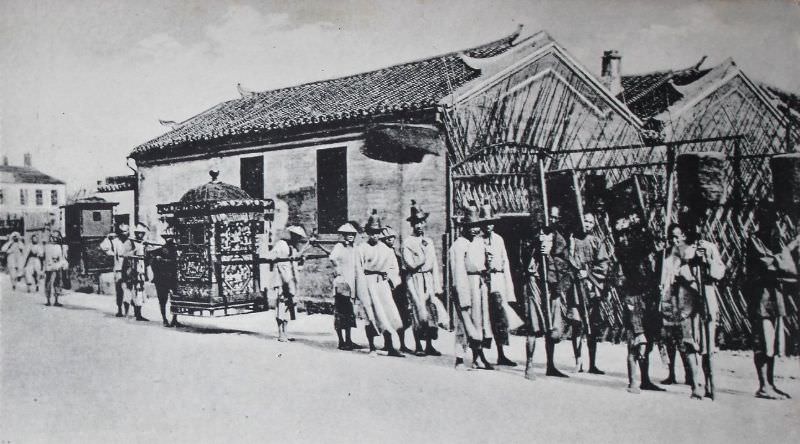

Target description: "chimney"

left=601, top=50, right=622, bottom=96
left=2, top=155, right=7, bottom=166
left=23, top=153, right=32, bottom=167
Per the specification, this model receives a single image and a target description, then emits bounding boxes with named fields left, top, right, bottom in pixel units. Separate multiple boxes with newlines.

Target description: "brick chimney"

left=23, top=153, right=32, bottom=167
left=601, top=50, right=622, bottom=96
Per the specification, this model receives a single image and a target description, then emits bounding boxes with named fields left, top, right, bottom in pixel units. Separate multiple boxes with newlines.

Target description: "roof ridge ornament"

left=209, top=169, right=220, bottom=182
left=237, top=82, right=254, bottom=98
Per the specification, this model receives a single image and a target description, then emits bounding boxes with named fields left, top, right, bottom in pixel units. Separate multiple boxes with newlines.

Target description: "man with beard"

left=402, top=201, right=444, bottom=357
left=567, top=212, right=610, bottom=374
left=449, top=203, right=493, bottom=370
left=610, top=215, right=664, bottom=393
left=355, top=210, right=404, bottom=357
left=661, top=222, right=725, bottom=400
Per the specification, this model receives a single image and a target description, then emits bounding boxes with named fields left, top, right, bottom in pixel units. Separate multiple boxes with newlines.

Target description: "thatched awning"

left=362, top=124, right=445, bottom=163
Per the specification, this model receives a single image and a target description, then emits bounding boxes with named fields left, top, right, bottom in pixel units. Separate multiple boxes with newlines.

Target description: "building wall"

left=98, top=190, right=135, bottom=228
left=0, top=182, right=66, bottom=236
left=136, top=135, right=447, bottom=305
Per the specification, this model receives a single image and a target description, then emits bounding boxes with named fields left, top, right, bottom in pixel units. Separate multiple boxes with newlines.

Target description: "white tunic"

left=356, top=240, right=403, bottom=334
left=402, top=235, right=442, bottom=324
left=448, top=236, right=492, bottom=342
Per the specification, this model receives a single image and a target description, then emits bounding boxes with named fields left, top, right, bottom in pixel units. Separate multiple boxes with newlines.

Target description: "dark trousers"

left=115, top=277, right=124, bottom=307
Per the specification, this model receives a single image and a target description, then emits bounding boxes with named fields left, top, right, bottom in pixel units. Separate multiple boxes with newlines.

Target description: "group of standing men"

left=99, top=222, right=180, bottom=327
left=3, top=230, right=69, bottom=306
left=317, top=202, right=457, bottom=358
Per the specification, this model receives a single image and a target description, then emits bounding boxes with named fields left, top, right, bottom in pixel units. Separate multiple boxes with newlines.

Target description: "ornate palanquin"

left=157, top=175, right=274, bottom=316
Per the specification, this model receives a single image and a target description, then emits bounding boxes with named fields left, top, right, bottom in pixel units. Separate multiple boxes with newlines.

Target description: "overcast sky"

left=1, top=0, right=798, bottom=192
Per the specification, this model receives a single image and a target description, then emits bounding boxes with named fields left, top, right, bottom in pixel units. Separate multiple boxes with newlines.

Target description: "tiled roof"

left=758, top=83, right=800, bottom=133
left=97, top=175, right=136, bottom=193
left=130, top=31, right=520, bottom=160
left=618, top=68, right=711, bottom=120
left=0, top=165, right=65, bottom=185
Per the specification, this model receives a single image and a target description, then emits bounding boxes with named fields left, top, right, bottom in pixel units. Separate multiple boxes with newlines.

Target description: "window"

left=51, top=190, right=58, bottom=206
left=19, top=189, right=26, bottom=206
left=93, top=211, right=102, bottom=221
left=316, top=147, right=347, bottom=234
left=240, top=156, right=264, bottom=199
left=35, top=189, right=43, bottom=206
left=0, top=188, right=3, bottom=205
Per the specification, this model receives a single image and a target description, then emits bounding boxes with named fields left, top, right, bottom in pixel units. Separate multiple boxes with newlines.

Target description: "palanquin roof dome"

left=179, top=170, right=252, bottom=203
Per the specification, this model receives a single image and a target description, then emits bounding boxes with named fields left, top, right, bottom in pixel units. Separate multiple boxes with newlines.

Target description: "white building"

left=0, top=154, right=66, bottom=237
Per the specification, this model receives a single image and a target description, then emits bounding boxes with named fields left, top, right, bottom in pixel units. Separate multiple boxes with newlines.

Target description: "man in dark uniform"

left=611, top=215, right=664, bottom=393
left=746, top=202, right=795, bottom=399
left=148, top=234, right=181, bottom=327
left=524, top=206, right=570, bottom=379
left=567, top=212, right=610, bottom=374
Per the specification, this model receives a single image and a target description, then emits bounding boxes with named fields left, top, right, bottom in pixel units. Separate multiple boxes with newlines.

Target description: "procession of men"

left=4, top=192, right=797, bottom=403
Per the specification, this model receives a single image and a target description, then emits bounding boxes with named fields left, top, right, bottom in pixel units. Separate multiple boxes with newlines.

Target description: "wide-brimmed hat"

left=134, top=222, right=149, bottom=233
left=365, top=209, right=382, bottom=234
left=407, top=199, right=429, bottom=223
left=380, top=226, right=398, bottom=239
left=456, top=201, right=484, bottom=227
left=336, top=223, right=359, bottom=234
left=9, top=231, right=20, bottom=239
left=478, top=198, right=501, bottom=225
left=116, top=223, right=130, bottom=234
left=287, top=226, right=307, bottom=238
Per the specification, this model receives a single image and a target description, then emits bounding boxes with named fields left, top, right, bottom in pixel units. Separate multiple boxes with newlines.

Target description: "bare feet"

left=661, top=376, right=676, bottom=385
left=627, top=386, right=641, bottom=394
left=755, top=388, right=780, bottom=400
left=588, top=367, right=605, bottom=375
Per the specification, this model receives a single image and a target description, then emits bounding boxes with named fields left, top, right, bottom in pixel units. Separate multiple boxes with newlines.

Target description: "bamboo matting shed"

left=441, top=35, right=799, bottom=351
left=440, top=31, right=645, bottom=337
left=617, top=58, right=797, bottom=350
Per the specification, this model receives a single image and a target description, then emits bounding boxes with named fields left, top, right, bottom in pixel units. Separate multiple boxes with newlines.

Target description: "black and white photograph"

left=1, top=0, right=798, bottom=442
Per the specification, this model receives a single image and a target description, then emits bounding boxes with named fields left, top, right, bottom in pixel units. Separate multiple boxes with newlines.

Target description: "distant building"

left=96, top=175, right=136, bottom=228
left=0, top=154, right=66, bottom=237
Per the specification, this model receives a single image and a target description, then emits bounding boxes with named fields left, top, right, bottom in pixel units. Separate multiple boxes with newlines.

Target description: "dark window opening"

left=92, top=211, right=102, bottom=221
left=317, top=147, right=347, bottom=234
left=51, top=190, right=58, bottom=206
left=35, top=190, right=43, bottom=206
left=240, top=156, right=264, bottom=199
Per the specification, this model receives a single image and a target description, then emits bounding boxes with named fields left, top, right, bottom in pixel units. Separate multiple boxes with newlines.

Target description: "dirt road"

left=1, top=276, right=798, bottom=443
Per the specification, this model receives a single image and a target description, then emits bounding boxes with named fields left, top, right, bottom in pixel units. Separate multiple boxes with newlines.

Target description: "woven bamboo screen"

left=443, top=58, right=796, bottom=351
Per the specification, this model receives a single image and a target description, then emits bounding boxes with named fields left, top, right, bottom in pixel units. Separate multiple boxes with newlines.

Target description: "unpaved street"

left=1, top=275, right=798, bottom=443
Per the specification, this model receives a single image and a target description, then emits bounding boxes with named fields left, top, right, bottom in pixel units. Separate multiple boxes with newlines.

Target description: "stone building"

left=128, top=29, right=644, bottom=305
left=0, top=154, right=66, bottom=238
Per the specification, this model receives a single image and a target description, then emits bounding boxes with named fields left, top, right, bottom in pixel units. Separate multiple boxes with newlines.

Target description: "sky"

left=1, top=0, right=798, bottom=193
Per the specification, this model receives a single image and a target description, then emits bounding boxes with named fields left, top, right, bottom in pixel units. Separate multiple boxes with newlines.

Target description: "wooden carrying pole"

left=676, top=151, right=726, bottom=400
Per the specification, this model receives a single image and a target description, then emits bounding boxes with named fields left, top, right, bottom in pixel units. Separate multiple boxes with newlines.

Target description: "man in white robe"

left=327, top=223, right=361, bottom=350
left=403, top=201, right=445, bottom=356
left=355, top=210, right=404, bottom=357
left=2, top=232, right=26, bottom=290
left=266, top=226, right=306, bottom=342
left=449, top=205, right=493, bottom=370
